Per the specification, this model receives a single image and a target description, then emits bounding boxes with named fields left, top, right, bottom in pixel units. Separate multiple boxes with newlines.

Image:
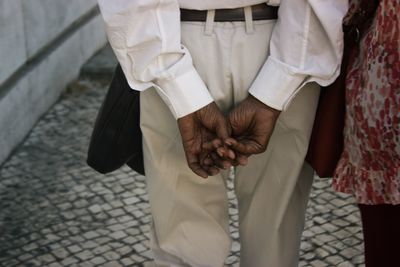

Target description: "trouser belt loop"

left=205, top=10, right=215, bottom=35
left=244, top=6, right=254, bottom=34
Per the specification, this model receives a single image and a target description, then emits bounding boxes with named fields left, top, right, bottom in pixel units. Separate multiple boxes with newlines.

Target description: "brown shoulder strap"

left=345, top=0, right=380, bottom=43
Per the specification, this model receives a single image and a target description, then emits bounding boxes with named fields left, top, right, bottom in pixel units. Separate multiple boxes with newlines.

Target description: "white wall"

left=0, top=0, right=107, bottom=164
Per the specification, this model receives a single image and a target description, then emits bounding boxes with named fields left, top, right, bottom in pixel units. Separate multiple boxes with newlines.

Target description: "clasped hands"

left=177, top=95, right=281, bottom=178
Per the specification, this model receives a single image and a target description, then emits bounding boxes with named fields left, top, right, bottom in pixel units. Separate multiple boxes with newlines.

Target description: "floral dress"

left=332, top=0, right=400, bottom=205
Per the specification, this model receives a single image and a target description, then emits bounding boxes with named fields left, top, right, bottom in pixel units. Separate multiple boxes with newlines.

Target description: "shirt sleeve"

left=249, top=0, right=348, bottom=110
left=97, top=0, right=213, bottom=119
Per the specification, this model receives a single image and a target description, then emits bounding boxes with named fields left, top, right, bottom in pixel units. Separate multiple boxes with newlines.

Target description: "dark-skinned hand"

left=177, top=102, right=233, bottom=178
left=226, top=94, right=281, bottom=158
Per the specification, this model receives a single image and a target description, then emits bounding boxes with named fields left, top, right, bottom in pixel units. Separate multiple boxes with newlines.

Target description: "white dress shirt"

left=98, top=0, right=348, bottom=119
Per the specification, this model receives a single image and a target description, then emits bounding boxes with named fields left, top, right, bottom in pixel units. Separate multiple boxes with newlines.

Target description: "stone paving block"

left=26, top=259, right=42, bottom=267
left=325, top=255, right=345, bottom=266
left=90, top=256, right=107, bottom=265
left=121, top=257, right=135, bottom=266
left=320, top=244, right=338, bottom=255
left=116, top=245, right=133, bottom=256
left=231, top=231, right=239, bottom=239
left=104, top=261, right=123, bottom=267
left=92, top=245, right=112, bottom=256
left=110, top=230, right=128, bottom=240
left=321, top=223, right=339, bottom=232
left=92, top=236, right=111, bottom=246
left=1, top=259, right=20, bottom=267
left=108, top=242, right=125, bottom=249
left=18, top=253, right=33, bottom=262
left=110, top=200, right=125, bottom=208
left=316, top=233, right=337, bottom=244
left=133, top=243, right=148, bottom=253
left=61, top=256, right=79, bottom=266
left=338, top=262, right=356, bottom=267
left=83, top=231, right=100, bottom=240
left=75, top=250, right=94, bottom=261
left=46, top=262, right=63, bottom=267
left=60, top=239, right=73, bottom=248
left=302, top=229, right=314, bottom=238
left=315, top=247, right=330, bottom=259
left=69, top=235, right=85, bottom=243
left=140, top=215, right=151, bottom=224
left=352, top=254, right=364, bottom=265
left=340, top=246, right=362, bottom=260
left=82, top=240, right=98, bottom=249
left=311, top=259, right=329, bottom=267
left=108, top=208, right=125, bottom=217
left=22, top=242, right=39, bottom=252
left=123, top=236, right=139, bottom=245
left=74, top=198, right=90, bottom=208
left=104, top=251, right=121, bottom=261
left=68, top=227, right=81, bottom=236
left=302, top=252, right=316, bottom=261
left=123, top=196, right=141, bottom=205
left=140, top=224, right=151, bottom=233
left=131, top=254, right=147, bottom=263
left=38, top=253, right=56, bottom=263
left=326, top=241, right=347, bottom=254
left=125, top=228, right=141, bottom=236
left=67, top=245, right=82, bottom=254
left=332, top=229, right=352, bottom=239
left=117, top=215, right=134, bottom=223
left=300, top=241, right=313, bottom=253
left=108, top=224, right=126, bottom=233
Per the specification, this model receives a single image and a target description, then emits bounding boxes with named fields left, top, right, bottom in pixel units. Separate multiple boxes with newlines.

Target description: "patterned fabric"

left=333, top=0, right=400, bottom=204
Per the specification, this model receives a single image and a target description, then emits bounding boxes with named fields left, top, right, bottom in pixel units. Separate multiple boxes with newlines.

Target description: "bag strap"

left=344, top=0, right=380, bottom=44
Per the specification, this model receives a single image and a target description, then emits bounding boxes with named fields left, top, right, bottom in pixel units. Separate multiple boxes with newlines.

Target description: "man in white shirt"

left=98, top=1, right=348, bottom=266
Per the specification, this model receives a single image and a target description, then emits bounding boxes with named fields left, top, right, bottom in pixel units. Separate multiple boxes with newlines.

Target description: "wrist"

left=247, top=95, right=281, bottom=116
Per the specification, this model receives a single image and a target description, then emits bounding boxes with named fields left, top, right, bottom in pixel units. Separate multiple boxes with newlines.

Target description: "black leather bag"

left=87, top=64, right=145, bottom=175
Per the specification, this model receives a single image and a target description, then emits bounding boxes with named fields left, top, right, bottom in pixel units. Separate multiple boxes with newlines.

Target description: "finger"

left=210, top=153, right=232, bottom=170
left=188, top=162, right=209, bottom=178
left=202, top=139, right=222, bottom=151
left=236, top=154, right=249, bottom=166
left=225, top=138, right=249, bottom=164
left=216, top=147, right=226, bottom=157
left=206, top=166, right=220, bottom=176
left=229, top=140, right=262, bottom=155
left=186, top=152, right=209, bottom=178
left=223, top=138, right=240, bottom=159
left=226, top=155, right=247, bottom=167
left=229, top=159, right=240, bottom=167
left=210, top=152, right=225, bottom=169
left=203, top=156, right=213, bottom=166
left=224, top=137, right=237, bottom=147
left=199, top=150, right=211, bottom=167
left=227, top=148, right=236, bottom=160
left=216, top=147, right=236, bottom=161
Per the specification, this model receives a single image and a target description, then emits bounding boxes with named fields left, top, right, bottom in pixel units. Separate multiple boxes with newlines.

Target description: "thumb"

left=227, top=138, right=262, bottom=155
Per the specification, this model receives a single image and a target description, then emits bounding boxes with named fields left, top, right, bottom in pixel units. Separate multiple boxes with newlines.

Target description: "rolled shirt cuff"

left=249, top=57, right=307, bottom=111
left=155, top=67, right=214, bottom=119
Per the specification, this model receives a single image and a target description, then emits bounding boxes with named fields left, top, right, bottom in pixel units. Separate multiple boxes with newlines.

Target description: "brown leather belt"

left=180, top=4, right=278, bottom=22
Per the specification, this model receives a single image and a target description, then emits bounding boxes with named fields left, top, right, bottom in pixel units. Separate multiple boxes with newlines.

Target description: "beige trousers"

left=141, top=13, right=320, bottom=267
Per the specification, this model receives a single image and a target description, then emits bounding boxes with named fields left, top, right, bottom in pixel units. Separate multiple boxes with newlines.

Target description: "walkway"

left=0, top=46, right=364, bottom=267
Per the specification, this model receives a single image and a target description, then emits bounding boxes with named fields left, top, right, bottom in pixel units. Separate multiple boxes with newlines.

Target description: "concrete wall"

left=0, top=0, right=107, bottom=164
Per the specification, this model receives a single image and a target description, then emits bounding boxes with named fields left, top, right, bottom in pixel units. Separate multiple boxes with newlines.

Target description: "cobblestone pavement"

left=0, top=48, right=364, bottom=267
